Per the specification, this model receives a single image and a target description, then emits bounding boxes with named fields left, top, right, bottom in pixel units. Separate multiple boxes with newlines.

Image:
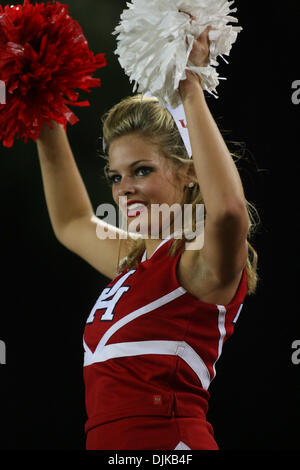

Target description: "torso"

left=83, top=237, right=247, bottom=436
left=178, top=248, right=244, bottom=306
left=121, top=237, right=244, bottom=306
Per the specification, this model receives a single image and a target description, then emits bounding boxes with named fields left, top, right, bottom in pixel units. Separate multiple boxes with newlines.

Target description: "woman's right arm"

left=36, top=121, right=129, bottom=279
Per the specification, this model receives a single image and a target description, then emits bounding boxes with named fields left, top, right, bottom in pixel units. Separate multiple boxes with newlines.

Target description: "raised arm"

left=36, top=121, right=129, bottom=279
left=179, top=28, right=249, bottom=285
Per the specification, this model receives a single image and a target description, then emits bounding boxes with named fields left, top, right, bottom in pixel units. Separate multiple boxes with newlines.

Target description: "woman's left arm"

left=179, top=27, right=249, bottom=284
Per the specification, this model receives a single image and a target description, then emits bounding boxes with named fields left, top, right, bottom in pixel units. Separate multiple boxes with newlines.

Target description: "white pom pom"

left=113, top=0, right=242, bottom=107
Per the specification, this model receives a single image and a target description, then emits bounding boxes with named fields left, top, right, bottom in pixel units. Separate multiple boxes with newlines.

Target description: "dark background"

left=0, top=0, right=299, bottom=450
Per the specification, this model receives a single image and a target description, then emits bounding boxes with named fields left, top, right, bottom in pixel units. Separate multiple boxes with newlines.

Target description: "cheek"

left=164, top=177, right=184, bottom=204
left=163, top=167, right=184, bottom=198
left=149, top=177, right=182, bottom=204
left=112, top=186, right=119, bottom=204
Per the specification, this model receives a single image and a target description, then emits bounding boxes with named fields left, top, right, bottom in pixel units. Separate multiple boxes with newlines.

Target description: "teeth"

left=128, top=203, right=146, bottom=210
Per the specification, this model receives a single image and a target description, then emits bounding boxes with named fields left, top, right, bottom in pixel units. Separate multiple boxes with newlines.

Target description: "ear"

left=182, top=163, right=197, bottom=187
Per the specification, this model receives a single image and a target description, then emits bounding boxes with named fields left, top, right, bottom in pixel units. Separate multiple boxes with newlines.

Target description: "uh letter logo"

left=86, top=270, right=136, bottom=324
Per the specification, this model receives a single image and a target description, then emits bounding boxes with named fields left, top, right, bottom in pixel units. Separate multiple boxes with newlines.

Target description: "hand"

left=189, top=25, right=212, bottom=68
left=37, top=120, right=65, bottom=144
left=179, top=23, right=212, bottom=100
left=179, top=10, right=212, bottom=67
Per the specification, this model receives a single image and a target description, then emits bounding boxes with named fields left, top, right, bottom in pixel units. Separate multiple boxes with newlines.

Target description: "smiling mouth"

left=127, top=203, right=148, bottom=218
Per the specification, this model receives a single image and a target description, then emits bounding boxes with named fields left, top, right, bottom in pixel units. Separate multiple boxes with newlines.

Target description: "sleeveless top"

left=83, top=236, right=247, bottom=433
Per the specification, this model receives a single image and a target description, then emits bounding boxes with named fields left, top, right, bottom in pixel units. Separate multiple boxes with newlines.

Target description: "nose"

left=116, top=175, right=137, bottom=197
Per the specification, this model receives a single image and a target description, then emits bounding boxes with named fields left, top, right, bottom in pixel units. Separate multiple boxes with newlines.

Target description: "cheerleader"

left=36, top=25, right=258, bottom=450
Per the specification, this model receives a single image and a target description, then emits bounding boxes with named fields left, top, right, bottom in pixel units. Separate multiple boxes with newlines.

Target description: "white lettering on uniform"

left=86, top=270, right=136, bottom=323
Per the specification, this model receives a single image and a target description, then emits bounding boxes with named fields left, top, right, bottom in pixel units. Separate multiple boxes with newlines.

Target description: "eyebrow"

left=107, top=159, right=154, bottom=174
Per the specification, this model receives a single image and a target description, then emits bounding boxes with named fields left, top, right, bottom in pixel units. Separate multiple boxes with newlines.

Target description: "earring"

left=188, top=182, right=195, bottom=188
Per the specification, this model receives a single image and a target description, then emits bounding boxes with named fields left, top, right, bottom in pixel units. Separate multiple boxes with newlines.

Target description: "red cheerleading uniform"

left=83, top=236, right=247, bottom=450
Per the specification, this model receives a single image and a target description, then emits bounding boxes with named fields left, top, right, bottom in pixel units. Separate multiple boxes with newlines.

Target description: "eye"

left=135, top=166, right=154, bottom=177
left=107, top=174, right=121, bottom=185
left=107, top=166, right=154, bottom=185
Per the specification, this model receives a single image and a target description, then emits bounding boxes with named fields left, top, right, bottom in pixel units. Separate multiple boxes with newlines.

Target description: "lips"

left=126, top=200, right=147, bottom=218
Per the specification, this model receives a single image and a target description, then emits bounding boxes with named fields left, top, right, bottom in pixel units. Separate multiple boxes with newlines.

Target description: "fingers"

left=179, top=10, right=215, bottom=46
left=178, top=9, right=213, bottom=36
left=200, top=26, right=212, bottom=41
left=179, top=9, right=197, bottom=23
left=197, top=25, right=217, bottom=49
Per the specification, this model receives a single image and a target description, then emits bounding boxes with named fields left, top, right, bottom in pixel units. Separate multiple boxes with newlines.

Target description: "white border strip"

left=212, top=305, right=227, bottom=379
left=174, top=441, right=191, bottom=450
left=93, top=287, right=186, bottom=354
left=84, top=340, right=211, bottom=390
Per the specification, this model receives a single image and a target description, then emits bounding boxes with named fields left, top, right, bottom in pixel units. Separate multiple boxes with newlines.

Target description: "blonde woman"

left=36, top=27, right=259, bottom=450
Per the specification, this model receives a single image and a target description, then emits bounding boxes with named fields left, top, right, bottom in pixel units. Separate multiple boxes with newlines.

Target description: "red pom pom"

left=0, top=0, right=107, bottom=148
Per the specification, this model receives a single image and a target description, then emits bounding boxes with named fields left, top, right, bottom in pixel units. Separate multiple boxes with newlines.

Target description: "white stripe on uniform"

left=84, top=340, right=211, bottom=390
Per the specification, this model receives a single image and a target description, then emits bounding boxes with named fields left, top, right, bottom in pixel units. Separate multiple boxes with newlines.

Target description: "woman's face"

left=108, top=133, right=186, bottom=237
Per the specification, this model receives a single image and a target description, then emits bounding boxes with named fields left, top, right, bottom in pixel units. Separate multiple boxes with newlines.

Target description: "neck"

left=144, top=233, right=174, bottom=259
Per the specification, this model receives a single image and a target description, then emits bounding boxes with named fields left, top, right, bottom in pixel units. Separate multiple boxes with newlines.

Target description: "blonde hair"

left=101, top=94, right=260, bottom=295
